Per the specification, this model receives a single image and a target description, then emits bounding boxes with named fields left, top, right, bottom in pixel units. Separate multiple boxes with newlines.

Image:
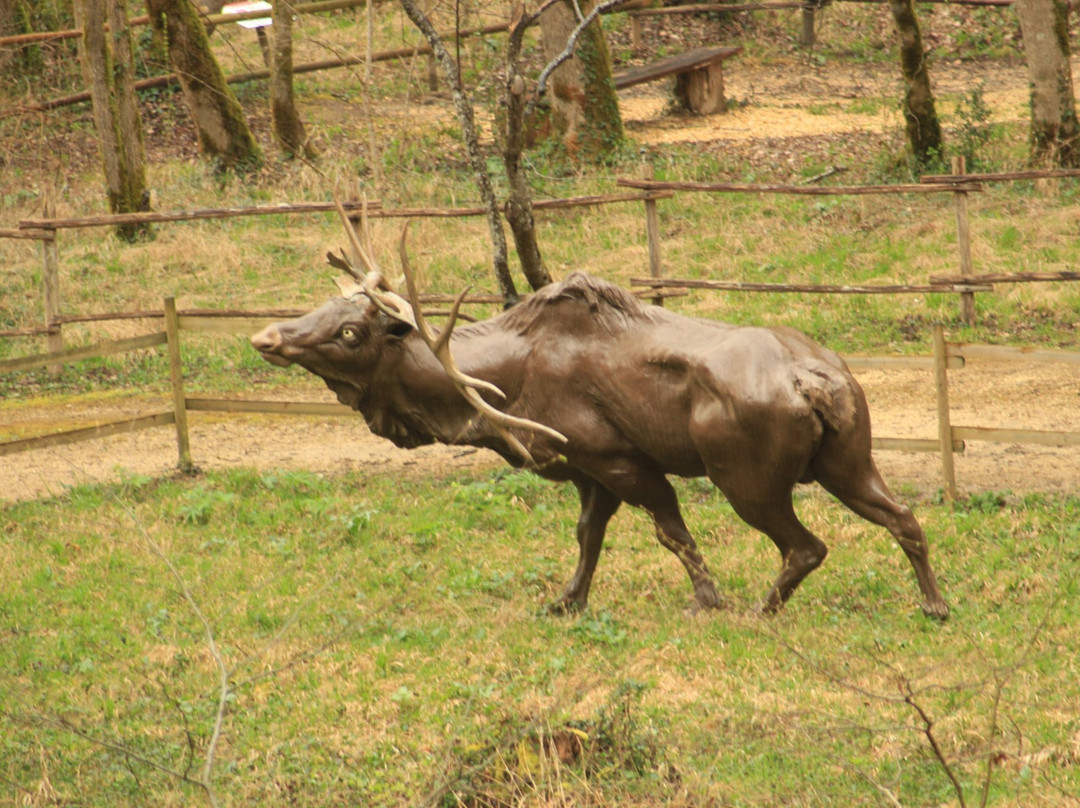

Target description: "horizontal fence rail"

left=4, top=177, right=1080, bottom=495
left=632, top=277, right=992, bottom=295
left=1, top=307, right=1076, bottom=500
left=6, top=170, right=1080, bottom=345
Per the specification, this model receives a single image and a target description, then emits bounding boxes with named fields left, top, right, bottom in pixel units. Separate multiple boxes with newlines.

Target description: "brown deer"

left=251, top=205, right=949, bottom=619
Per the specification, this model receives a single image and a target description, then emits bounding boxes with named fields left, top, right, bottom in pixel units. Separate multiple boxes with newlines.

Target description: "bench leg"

left=675, top=62, right=727, bottom=115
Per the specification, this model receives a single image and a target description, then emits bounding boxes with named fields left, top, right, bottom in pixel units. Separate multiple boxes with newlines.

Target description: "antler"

left=329, top=193, right=567, bottom=464
left=331, top=196, right=416, bottom=328
left=394, top=221, right=568, bottom=465
left=330, top=194, right=379, bottom=278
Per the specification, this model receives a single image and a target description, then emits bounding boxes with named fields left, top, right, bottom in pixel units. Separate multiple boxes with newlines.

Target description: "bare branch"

left=128, top=513, right=227, bottom=808
left=55, top=716, right=202, bottom=787
left=899, top=680, right=968, bottom=808
left=842, top=759, right=905, bottom=808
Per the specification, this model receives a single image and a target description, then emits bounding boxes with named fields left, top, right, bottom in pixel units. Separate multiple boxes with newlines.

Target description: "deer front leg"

left=550, top=478, right=621, bottom=614
left=583, top=459, right=723, bottom=612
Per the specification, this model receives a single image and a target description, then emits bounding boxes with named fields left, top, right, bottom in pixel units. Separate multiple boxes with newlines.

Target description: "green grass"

left=3, top=468, right=1079, bottom=805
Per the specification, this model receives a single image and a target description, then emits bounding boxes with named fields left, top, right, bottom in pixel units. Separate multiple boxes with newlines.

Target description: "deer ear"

left=382, top=316, right=414, bottom=341
left=334, top=275, right=366, bottom=300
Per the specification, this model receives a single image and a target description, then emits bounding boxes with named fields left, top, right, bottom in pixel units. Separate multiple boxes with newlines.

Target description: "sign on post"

left=220, top=0, right=272, bottom=28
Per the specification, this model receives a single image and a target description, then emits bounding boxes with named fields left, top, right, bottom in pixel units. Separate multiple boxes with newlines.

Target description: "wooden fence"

left=3, top=171, right=1080, bottom=495
left=0, top=163, right=1004, bottom=345
left=2, top=306, right=1077, bottom=499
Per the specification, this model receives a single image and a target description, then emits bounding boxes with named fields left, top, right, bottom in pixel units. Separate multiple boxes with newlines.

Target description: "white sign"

left=221, top=0, right=272, bottom=29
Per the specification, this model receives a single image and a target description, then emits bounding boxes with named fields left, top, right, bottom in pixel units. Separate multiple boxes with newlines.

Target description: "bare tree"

left=398, top=0, right=522, bottom=304
left=504, top=4, right=553, bottom=292
left=146, top=0, right=263, bottom=173
left=270, top=0, right=318, bottom=159
left=888, top=0, right=944, bottom=169
left=537, top=0, right=624, bottom=162
left=396, top=1, right=626, bottom=302
left=73, top=0, right=152, bottom=241
left=1014, top=0, right=1080, bottom=167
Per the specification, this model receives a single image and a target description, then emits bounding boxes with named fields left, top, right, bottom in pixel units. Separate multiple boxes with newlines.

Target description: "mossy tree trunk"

left=888, top=0, right=944, bottom=169
left=0, top=0, right=20, bottom=74
left=270, top=0, right=317, bottom=160
left=146, top=0, right=262, bottom=173
left=537, top=0, right=624, bottom=163
left=73, top=0, right=152, bottom=241
left=1, top=0, right=68, bottom=83
left=1014, top=0, right=1080, bottom=167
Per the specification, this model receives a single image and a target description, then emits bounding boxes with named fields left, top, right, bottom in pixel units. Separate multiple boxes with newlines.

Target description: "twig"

left=125, top=505, right=227, bottom=808
left=899, top=680, right=968, bottom=808
left=55, top=717, right=199, bottom=786
left=804, top=165, right=848, bottom=184
left=843, top=759, right=904, bottom=808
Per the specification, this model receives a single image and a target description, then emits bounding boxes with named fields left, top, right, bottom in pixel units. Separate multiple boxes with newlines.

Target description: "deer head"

left=326, top=196, right=567, bottom=465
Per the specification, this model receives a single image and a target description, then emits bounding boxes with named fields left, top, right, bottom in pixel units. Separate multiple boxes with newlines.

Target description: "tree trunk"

left=0, top=0, right=18, bottom=74
left=0, top=0, right=46, bottom=77
left=270, top=0, right=317, bottom=159
left=888, top=0, right=944, bottom=169
left=503, top=13, right=551, bottom=292
left=74, top=0, right=152, bottom=241
left=397, top=0, right=520, bottom=306
left=146, top=0, right=262, bottom=173
left=537, top=0, right=623, bottom=162
left=1014, top=0, right=1080, bottom=167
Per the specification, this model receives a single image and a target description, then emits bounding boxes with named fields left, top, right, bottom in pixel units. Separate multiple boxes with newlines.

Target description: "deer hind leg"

left=551, top=477, right=622, bottom=614
left=719, top=485, right=829, bottom=613
left=816, top=459, right=949, bottom=620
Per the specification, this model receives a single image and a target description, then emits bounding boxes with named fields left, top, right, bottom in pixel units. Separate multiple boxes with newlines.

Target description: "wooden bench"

left=613, top=45, right=743, bottom=115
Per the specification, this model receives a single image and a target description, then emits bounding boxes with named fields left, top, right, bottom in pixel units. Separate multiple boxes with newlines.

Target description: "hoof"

left=751, top=601, right=781, bottom=617
left=548, top=598, right=584, bottom=616
left=687, top=601, right=727, bottom=618
left=921, top=600, right=950, bottom=622
left=693, top=581, right=725, bottom=612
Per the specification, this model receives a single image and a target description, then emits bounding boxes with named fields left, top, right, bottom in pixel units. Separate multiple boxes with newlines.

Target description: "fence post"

left=951, top=155, right=976, bottom=326
left=164, top=296, right=195, bottom=473
left=800, top=5, right=816, bottom=47
left=642, top=161, right=664, bottom=307
left=41, top=196, right=63, bottom=375
left=932, top=322, right=957, bottom=501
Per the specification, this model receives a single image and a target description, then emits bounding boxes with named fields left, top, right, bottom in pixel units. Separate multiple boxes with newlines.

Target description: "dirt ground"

left=3, top=355, right=1077, bottom=504
left=2, top=57, right=1078, bottom=504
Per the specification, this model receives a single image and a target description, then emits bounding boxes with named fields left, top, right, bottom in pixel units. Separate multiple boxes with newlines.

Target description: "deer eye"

left=341, top=326, right=359, bottom=342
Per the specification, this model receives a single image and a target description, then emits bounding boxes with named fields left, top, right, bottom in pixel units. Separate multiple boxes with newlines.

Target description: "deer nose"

left=251, top=325, right=282, bottom=354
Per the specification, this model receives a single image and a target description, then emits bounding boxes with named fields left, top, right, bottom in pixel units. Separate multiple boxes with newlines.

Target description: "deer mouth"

left=258, top=351, right=294, bottom=368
